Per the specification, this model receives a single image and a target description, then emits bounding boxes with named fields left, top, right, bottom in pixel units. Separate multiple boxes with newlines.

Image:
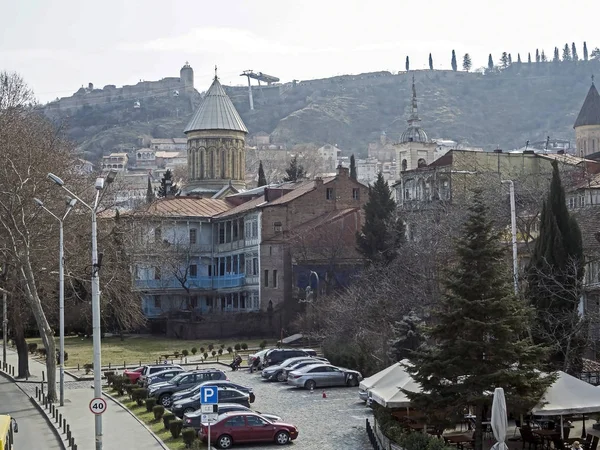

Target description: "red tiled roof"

left=267, top=177, right=336, bottom=206
left=145, top=197, right=232, bottom=217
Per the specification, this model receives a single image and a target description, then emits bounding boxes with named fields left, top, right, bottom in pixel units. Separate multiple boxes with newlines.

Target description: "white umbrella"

left=491, top=387, right=508, bottom=450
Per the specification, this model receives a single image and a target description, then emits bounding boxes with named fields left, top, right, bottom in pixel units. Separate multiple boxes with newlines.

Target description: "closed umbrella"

left=491, top=388, right=508, bottom=450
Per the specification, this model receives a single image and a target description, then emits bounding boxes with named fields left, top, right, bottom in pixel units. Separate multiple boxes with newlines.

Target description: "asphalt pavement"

left=0, top=375, right=63, bottom=449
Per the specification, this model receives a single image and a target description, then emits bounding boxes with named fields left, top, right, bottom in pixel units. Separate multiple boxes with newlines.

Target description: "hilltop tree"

left=451, top=50, right=457, bottom=71
left=257, top=161, right=267, bottom=187
left=562, top=44, right=572, bottom=61
left=527, top=160, right=585, bottom=374
left=405, top=190, right=552, bottom=450
left=283, top=156, right=305, bottom=182
left=157, top=169, right=177, bottom=197
left=356, top=172, right=403, bottom=265
left=487, top=54, right=494, bottom=71
left=553, top=47, right=560, bottom=62
left=583, top=42, right=588, bottom=61
left=429, top=53, right=433, bottom=70
left=517, top=53, right=522, bottom=64
left=591, top=48, right=600, bottom=61
left=572, top=43, right=578, bottom=61
left=405, top=56, right=410, bottom=72
left=541, top=50, right=547, bottom=62
left=350, top=154, right=357, bottom=180
left=536, top=49, right=540, bottom=63
left=146, top=176, right=153, bottom=203
left=528, top=52, right=532, bottom=63
left=508, top=53, right=513, bottom=65
left=500, top=52, right=509, bottom=68
left=462, top=53, right=472, bottom=72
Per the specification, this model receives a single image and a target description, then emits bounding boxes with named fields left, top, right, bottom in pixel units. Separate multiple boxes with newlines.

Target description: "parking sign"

left=200, top=386, right=218, bottom=404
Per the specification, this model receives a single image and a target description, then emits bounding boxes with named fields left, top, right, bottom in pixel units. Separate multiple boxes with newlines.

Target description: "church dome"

left=400, top=126, right=428, bottom=143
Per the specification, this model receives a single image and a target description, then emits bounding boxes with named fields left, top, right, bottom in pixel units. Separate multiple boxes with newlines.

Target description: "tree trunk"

left=474, top=404, right=484, bottom=450
left=13, top=324, right=30, bottom=379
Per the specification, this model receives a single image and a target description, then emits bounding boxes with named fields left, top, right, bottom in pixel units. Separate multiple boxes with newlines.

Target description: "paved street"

left=0, top=375, right=63, bottom=449
left=225, top=369, right=372, bottom=450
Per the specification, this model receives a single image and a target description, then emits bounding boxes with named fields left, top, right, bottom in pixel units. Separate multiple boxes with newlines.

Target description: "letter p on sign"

left=200, top=386, right=217, bottom=404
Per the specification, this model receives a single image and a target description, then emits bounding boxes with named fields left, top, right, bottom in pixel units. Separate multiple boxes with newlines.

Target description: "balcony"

left=134, top=274, right=245, bottom=291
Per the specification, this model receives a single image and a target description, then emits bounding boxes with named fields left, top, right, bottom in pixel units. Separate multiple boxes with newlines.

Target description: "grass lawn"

left=28, top=335, right=271, bottom=368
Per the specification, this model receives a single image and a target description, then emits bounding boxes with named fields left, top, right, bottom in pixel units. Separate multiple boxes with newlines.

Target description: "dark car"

left=183, top=404, right=281, bottom=430
left=261, top=357, right=328, bottom=382
left=172, top=387, right=250, bottom=418
left=263, top=348, right=316, bottom=367
left=199, top=412, right=299, bottom=449
left=148, top=369, right=227, bottom=407
left=171, top=380, right=255, bottom=404
left=143, top=367, right=185, bottom=387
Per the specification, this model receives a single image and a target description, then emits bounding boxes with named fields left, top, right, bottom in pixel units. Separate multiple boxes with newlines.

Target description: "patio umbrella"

left=491, top=388, right=508, bottom=450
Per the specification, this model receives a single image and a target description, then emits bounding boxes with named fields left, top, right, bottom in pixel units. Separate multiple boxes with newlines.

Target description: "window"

left=189, top=228, right=197, bottom=244
left=225, top=417, right=246, bottom=428
left=401, top=159, right=408, bottom=171
left=233, top=221, right=238, bottom=240
left=253, top=258, right=259, bottom=276
left=153, top=296, right=161, bottom=308
left=352, top=188, right=360, bottom=200
left=326, top=188, right=334, bottom=200
left=273, top=270, right=278, bottom=288
left=273, top=222, right=282, bottom=233
left=155, top=227, right=162, bottom=242
left=190, top=296, right=198, bottom=308
left=252, top=221, right=258, bottom=237
left=189, top=264, right=197, bottom=277
left=154, top=267, right=161, bottom=280
left=264, top=270, right=269, bottom=287
left=219, top=223, right=225, bottom=244
left=247, top=416, right=268, bottom=426
left=226, top=221, right=232, bottom=242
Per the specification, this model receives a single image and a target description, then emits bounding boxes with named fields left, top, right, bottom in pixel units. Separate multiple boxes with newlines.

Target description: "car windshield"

left=169, top=373, right=185, bottom=384
left=191, top=393, right=201, bottom=400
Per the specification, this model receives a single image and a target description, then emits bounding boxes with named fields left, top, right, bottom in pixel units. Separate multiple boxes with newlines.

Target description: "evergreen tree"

left=553, top=47, right=560, bottom=62
left=527, top=160, right=585, bottom=373
left=451, top=50, right=457, bottom=71
left=572, top=42, right=579, bottom=61
left=257, top=161, right=267, bottom=187
left=429, top=53, right=433, bottom=70
left=349, top=154, right=357, bottom=180
left=283, top=156, right=305, bottom=182
left=583, top=42, right=589, bottom=61
left=356, top=172, right=403, bottom=264
left=517, top=53, right=522, bottom=64
left=528, top=52, right=532, bottom=64
left=536, top=49, right=540, bottom=63
left=500, top=52, right=509, bottom=68
left=562, top=44, right=572, bottom=61
left=405, top=191, right=552, bottom=450
left=487, top=54, right=494, bottom=71
left=388, top=312, right=423, bottom=363
left=157, top=169, right=177, bottom=197
left=508, top=53, right=513, bottom=65
left=405, top=55, right=410, bottom=72
left=541, top=50, right=547, bottom=62
left=146, top=175, right=154, bottom=203
left=462, top=53, right=472, bottom=72
left=592, top=48, right=600, bottom=61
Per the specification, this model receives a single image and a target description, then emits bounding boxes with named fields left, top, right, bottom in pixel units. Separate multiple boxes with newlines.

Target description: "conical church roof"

left=184, top=77, right=248, bottom=134
left=574, top=83, right=600, bottom=128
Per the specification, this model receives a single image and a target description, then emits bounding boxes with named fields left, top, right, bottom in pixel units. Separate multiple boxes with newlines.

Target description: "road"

left=0, top=376, right=63, bottom=449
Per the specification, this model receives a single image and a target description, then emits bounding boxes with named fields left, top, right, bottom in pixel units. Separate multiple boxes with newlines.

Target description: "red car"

left=123, top=367, right=144, bottom=383
left=199, top=412, right=298, bottom=449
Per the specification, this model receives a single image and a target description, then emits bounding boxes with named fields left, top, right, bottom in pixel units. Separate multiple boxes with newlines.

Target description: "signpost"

left=89, top=398, right=107, bottom=415
left=200, top=386, right=218, bottom=449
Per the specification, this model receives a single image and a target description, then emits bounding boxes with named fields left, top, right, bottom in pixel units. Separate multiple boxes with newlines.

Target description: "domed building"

left=574, top=80, right=600, bottom=158
left=395, top=77, right=437, bottom=178
left=182, top=73, right=248, bottom=197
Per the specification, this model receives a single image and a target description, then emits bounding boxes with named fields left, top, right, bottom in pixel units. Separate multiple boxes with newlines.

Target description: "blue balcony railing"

left=134, top=274, right=245, bottom=291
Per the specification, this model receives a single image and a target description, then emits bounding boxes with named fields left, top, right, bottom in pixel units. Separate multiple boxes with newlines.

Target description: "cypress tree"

left=356, top=172, right=403, bottom=264
left=349, top=154, right=357, bottom=180
left=429, top=53, right=433, bottom=70
left=405, top=55, right=410, bottom=72
left=451, top=50, right=457, bottom=71
left=508, top=53, right=513, bottom=65
left=553, top=47, right=560, bottom=62
left=572, top=42, right=579, bottom=61
left=146, top=175, right=154, bottom=203
left=157, top=169, right=177, bottom=197
left=500, top=52, right=509, bottom=68
left=462, top=53, right=472, bottom=72
left=257, top=161, right=267, bottom=187
left=536, top=49, right=540, bottom=63
left=517, top=53, right=522, bottom=64
left=406, top=190, right=552, bottom=450
left=584, top=42, right=589, bottom=61
left=527, top=160, right=585, bottom=373
left=541, top=50, right=547, bottom=62
left=562, top=44, right=572, bottom=61
left=283, top=156, right=305, bottom=182
left=528, top=52, right=532, bottom=64
left=487, top=54, right=494, bottom=71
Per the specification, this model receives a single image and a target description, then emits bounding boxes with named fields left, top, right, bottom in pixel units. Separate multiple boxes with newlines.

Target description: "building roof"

left=290, top=208, right=359, bottom=235
left=267, top=178, right=336, bottom=206
left=184, top=77, right=248, bottom=134
left=155, top=151, right=184, bottom=158
left=216, top=194, right=267, bottom=219
left=150, top=138, right=187, bottom=144
left=145, top=197, right=232, bottom=218
left=574, top=83, right=600, bottom=128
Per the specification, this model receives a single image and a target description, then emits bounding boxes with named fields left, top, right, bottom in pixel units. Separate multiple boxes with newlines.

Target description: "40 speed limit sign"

left=89, top=397, right=107, bottom=415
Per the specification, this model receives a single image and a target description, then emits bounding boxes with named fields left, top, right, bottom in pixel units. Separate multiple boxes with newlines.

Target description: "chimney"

left=264, top=187, right=270, bottom=202
left=337, top=165, right=349, bottom=177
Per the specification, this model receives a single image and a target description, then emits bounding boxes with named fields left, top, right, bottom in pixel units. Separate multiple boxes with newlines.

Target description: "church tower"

left=574, top=79, right=600, bottom=157
left=183, top=73, right=248, bottom=196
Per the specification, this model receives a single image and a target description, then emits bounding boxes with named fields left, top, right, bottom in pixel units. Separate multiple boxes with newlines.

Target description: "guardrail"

left=35, top=386, right=78, bottom=449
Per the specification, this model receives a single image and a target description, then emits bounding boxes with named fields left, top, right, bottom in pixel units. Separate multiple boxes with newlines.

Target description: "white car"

left=247, top=348, right=271, bottom=370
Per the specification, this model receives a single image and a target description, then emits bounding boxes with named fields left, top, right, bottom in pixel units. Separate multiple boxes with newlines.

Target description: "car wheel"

left=159, top=394, right=172, bottom=407
left=276, top=372, right=286, bottom=382
left=347, top=376, right=359, bottom=387
left=217, top=434, right=233, bottom=449
left=183, top=407, right=195, bottom=414
left=304, top=380, right=316, bottom=390
left=275, top=431, right=290, bottom=445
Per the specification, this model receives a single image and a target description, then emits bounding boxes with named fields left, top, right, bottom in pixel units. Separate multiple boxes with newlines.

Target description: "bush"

left=104, top=371, right=116, bottom=386
left=132, top=388, right=148, bottom=406
left=220, top=344, right=225, bottom=349
left=28, top=343, right=38, bottom=354
left=111, top=375, right=128, bottom=395
left=162, top=412, right=176, bottom=430
left=199, top=347, right=205, bottom=354
left=191, top=347, right=197, bottom=355
left=56, top=351, right=69, bottom=364
left=124, top=383, right=137, bottom=398
left=169, top=419, right=184, bottom=438
left=259, top=340, right=267, bottom=349
left=38, top=348, right=47, bottom=357
left=218, top=349, right=223, bottom=355
left=145, top=398, right=157, bottom=412
left=234, top=343, right=241, bottom=351
left=182, top=349, right=189, bottom=357
left=83, top=363, right=93, bottom=375
left=208, top=343, right=214, bottom=351
left=182, top=428, right=196, bottom=447
left=153, top=405, right=165, bottom=421
left=227, top=346, right=233, bottom=354
left=203, top=352, right=208, bottom=359
left=241, top=343, right=248, bottom=350
left=211, top=350, right=216, bottom=357
left=174, top=351, right=180, bottom=358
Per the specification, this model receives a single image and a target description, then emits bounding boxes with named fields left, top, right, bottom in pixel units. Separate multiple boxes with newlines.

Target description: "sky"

left=1, top=0, right=597, bottom=103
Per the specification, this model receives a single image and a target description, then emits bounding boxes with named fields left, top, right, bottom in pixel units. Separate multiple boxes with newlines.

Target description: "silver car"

left=287, top=363, right=362, bottom=390
left=261, top=356, right=322, bottom=382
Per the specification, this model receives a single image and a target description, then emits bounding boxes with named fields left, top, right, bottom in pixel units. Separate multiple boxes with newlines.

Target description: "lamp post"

left=34, top=197, right=77, bottom=406
left=47, top=171, right=116, bottom=450
left=501, top=179, right=519, bottom=295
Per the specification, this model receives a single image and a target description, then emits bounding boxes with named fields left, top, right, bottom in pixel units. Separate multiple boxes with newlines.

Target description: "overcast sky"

left=2, top=0, right=596, bottom=103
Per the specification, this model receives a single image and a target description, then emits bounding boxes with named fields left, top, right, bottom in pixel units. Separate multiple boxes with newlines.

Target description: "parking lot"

left=224, top=368, right=373, bottom=449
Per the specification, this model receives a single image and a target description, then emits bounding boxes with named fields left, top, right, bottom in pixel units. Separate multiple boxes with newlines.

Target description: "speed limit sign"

left=89, top=397, right=107, bottom=415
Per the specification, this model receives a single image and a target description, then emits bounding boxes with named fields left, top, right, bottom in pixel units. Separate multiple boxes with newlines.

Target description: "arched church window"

left=232, top=151, right=236, bottom=180
left=417, top=158, right=427, bottom=168
left=221, top=150, right=226, bottom=178
left=199, top=151, right=204, bottom=179
left=401, top=159, right=408, bottom=171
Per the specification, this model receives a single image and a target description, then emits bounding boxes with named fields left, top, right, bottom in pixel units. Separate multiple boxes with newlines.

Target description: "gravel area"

left=224, top=369, right=373, bottom=450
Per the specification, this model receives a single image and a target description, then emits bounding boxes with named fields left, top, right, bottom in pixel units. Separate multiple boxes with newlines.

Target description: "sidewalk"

left=1, top=346, right=166, bottom=450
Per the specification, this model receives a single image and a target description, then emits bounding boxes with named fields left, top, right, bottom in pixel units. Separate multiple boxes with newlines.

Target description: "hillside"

left=45, top=60, right=600, bottom=161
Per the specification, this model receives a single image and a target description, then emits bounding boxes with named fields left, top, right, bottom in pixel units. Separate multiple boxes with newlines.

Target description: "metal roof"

left=184, top=77, right=248, bottom=134
left=145, top=197, right=232, bottom=218
left=574, top=83, right=600, bottom=128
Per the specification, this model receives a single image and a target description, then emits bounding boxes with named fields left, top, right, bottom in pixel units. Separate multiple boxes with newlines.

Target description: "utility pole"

left=501, top=180, right=519, bottom=295
left=1, top=263, right=6, bottom=369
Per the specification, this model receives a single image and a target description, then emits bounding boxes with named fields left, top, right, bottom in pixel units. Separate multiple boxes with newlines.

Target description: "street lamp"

left=33, top=196, right=77, bottom=407
left=501, top=180, right=519, bottom=295
left=47, top=170, right=116, bottom=450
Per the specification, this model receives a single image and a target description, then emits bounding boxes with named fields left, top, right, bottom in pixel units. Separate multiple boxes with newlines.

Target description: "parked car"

left=262, top=348, right=316, bottom=367
left=123, top=367, right=145, bottom=384
left=287, top=363, right=362, bottom=390
left=148, top=369, right=227, bottom=407
left=171, top=380, right=255, bottom=404
left=183, top=404, right=281, bottom=429
left=281, top=359, right=331, bottom=381
left=198, top=412, right=299, bottom=449
left=137, top=364, right=183, bottom=385
left=261, top=356, right=328, bottom=382
left=143, top=367, right=185, bottom=387
left=172, top=388, right=250, bottom=418
left=247, top=348, right=271, bottom=370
